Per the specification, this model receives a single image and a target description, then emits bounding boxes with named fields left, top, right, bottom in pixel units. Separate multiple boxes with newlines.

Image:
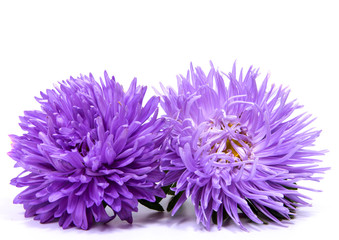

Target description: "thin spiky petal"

left=9, top=73, right=166, bottom=229
left=159, top=62, right=328, bottom=230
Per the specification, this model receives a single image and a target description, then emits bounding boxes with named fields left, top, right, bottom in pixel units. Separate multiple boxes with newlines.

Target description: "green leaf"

left=161, top=185, right=175, bottom=195
left=267, top=207, right=289, bottom=220
left=284, top=185, right=298, bottom=191
left=246, top=199, right=268, bottom=224
left=138, top=199, right=164, bottom=212
left=155, top=196, right=162, bottom=203
left=166, top=191, right=184, bottom=212
left=283, top=182, right=298, bottom=191
left=212, top=211, right=218, bottom=225
left=167, top=189, right=176, bottom=196
left=212, top=208, right=229, bottom=226
left=153, top=185, right=175, bottom=203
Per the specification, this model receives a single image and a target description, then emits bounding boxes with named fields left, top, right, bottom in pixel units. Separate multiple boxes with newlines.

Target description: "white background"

left=0, top=0, right=338, bottom=239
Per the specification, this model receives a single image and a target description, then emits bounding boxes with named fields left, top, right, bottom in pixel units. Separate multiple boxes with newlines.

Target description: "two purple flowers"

left=9, top=62, right=327, bottom=230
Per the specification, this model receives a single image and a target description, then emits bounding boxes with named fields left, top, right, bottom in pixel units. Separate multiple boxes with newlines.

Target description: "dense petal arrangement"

left=9, top=72, right=166, bottom=229
left=159, top=63, right=327, bottom=230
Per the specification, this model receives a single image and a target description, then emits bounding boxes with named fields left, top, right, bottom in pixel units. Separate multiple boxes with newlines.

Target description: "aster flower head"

left=160, top=62, right=327, bottom=230
left=9, top=72, right=166, bottom=229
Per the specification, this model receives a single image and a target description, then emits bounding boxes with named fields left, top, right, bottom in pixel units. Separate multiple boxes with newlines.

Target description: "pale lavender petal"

left=159, top=62, right=328, bottom=230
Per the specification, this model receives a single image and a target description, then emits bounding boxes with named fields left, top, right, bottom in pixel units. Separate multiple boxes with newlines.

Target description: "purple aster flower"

left=9, top=72, right=166, bottom=229
left=159, top=62, right=328, bottom=230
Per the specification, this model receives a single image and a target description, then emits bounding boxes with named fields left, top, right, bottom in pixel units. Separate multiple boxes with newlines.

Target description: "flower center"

left=225, top=139, right=242, bottom=158
left=206, top=121, right=253, bottom=163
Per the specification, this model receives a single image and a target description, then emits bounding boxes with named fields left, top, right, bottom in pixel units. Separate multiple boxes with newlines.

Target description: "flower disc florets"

left=159, top=63, right=327, bottom=230
left=9, top=72, right=166, bottom=229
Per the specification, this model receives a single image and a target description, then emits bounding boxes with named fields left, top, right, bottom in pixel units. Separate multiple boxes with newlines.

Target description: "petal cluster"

left=159, top=63, right=327, bottom=230
left=9, top=72, right=166, bottom=229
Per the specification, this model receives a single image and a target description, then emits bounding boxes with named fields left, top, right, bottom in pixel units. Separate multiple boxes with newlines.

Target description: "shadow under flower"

left=19, top=198, right=315, bottom=233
